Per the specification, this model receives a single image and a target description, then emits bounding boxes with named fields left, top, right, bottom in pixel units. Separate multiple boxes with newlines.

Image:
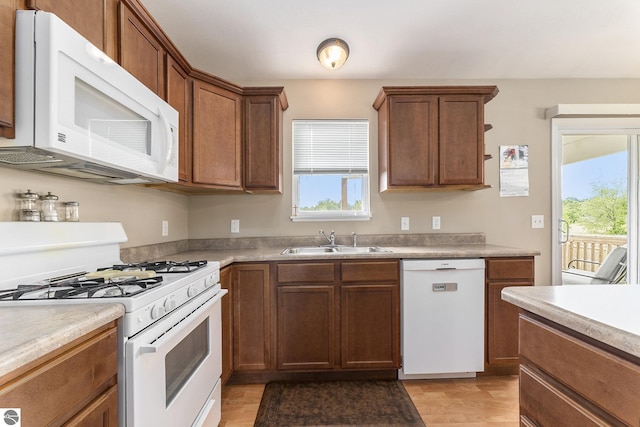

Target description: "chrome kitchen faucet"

left=319, top=229, right=336, bottom=246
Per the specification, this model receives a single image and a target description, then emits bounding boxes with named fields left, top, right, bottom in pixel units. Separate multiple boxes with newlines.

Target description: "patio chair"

left=562, top=246, right=627, bottom=285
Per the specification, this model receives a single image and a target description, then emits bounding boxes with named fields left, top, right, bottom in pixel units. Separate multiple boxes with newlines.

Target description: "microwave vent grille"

left=0, top=151, right=63, bottom=165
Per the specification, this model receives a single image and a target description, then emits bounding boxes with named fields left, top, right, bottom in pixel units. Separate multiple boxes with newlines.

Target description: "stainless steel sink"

left=281, top=246, right=391, bottom=255
left=334, top=246, right=390, bottom=253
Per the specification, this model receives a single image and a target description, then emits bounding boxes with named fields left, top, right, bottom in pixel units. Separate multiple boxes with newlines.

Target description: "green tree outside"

left=563, top=180, right=627, bottom=235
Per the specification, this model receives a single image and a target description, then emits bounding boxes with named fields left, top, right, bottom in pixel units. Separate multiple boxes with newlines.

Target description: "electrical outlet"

left=231, top=219, right=240, bottom=233
left=401, top=217, right=410, bottom=231
left=531, top=215, right=544, bottom=229
left=162, top=220, right=169, bottom=237
left=432, top=216, right=441, bottom=230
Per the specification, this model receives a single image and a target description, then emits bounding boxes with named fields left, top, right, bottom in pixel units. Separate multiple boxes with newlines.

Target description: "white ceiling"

left=139, top=0, right=640, bottom=83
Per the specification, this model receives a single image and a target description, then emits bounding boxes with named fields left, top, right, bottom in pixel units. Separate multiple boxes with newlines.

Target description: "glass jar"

left=17, top=190, right=40, bottom=221
left=41, top=192, right=59, bottom=222
left=64, top=201, right=80, bottom=222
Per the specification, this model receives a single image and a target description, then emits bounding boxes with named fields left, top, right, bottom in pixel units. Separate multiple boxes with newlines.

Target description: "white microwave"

left=0, top=10, right=178, bottom=184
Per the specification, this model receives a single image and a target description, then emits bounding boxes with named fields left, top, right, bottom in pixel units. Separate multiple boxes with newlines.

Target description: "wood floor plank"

left=220, top=375, right=519, bottom=427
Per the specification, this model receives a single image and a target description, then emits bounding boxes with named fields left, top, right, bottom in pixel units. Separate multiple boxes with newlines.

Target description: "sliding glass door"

left=551, top=118, right=640, bottom=285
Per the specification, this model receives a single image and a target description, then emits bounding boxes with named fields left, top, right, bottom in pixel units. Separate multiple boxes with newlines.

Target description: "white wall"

left=2, top=78, right=640, bottom=284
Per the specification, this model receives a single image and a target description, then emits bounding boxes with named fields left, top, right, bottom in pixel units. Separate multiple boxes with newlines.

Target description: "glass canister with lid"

left=41, top=192, right=60, bottom=222
left=16, top=189, right=40, bottom=221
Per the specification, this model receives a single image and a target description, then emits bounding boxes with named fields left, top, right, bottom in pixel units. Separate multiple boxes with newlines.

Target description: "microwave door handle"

left=157, top=108, right=174, bottom=173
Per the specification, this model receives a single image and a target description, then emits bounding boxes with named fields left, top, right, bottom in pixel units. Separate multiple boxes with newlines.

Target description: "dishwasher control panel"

left=432, top=282, right=458, bottom=292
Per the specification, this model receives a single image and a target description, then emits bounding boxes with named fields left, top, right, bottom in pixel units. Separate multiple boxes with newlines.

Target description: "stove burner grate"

left=0, top=274, right=164, bottom=300
left=110, top=260, right=207, bottom=273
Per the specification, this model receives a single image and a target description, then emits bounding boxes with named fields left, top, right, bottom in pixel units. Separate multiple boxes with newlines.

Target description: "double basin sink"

left=281, top=246, right=391, bottom=255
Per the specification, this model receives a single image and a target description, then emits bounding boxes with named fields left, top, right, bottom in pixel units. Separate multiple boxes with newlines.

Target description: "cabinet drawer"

left=520, top=314, right=640, bottom=426
left=0, top=326, right=117, bottom=426
left=519, top=365, right=614, bottom=426
left=486, top=257, right=533, bottom=280
left=341, top=261, right=399, bottom=283
left=277, top=263, right=335, bottom=284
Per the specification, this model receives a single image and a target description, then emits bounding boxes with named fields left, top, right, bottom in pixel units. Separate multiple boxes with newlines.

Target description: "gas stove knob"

left=151, top=305, right=165, bottom=320
left=205, top=276, right=214, bottom=288
left=164, top=297, right=176, bottom=312
left=187, top=285, right=198, bottom=297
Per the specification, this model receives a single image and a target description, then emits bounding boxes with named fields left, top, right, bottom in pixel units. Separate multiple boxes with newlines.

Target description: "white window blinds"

left=293, top=120, right=369, bottom=174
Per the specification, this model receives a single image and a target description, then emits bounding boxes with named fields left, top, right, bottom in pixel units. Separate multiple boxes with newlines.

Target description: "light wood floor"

left=220, top=375, right=519, bottom=427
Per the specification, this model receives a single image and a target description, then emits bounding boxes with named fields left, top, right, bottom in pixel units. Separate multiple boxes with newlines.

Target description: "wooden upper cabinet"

left=27, top=0, right=118, bottom=60
left=192, top=79, right=242, bottom=189
left=374, top=86, right=498, bottom=192
left=166, top=56, right=190, bottom=182
left=119, top=1, right=165, bottom=97
left=243, top=87, right=288, bottom=193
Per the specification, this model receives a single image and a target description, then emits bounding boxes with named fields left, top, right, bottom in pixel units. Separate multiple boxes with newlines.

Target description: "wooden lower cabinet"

left=0, top=322, right=118, bottom=426
left=518, top=312, right=640, bottom=426
left=275, top=260, right=400, bottom=374
left=485, top=257, right=534, bottom=371
left=233, top=263, right=271, bottom=371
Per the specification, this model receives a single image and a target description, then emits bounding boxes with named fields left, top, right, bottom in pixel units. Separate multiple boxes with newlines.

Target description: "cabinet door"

left=438, top=95, right=484, bottom=185
left=244, top=95, right=281, bottom=192
left=233, top=264, right=270, bottom=371
left=220, top=266, right=233, bottom=384
left=386, top=95, right=438, bottom=187
left=166, top=56, right=190, bottom=182
left=119, top=2, right=164, bottom=97
left=192, top=80, right=242, bottom=189
left=487, top=281, right=523, bottom=365
left=277, top=285, right=335, bottom=370
left=341, top=285, right=399, bottom=369
left=28, top=0, right=116, bottom=59
left=485, top=257, right=534, bottom=367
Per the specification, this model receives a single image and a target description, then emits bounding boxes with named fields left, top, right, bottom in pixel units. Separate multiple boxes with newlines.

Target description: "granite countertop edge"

left=0, top=303, right=124, bottom=380
left=502, top=285, right=640, bottom=359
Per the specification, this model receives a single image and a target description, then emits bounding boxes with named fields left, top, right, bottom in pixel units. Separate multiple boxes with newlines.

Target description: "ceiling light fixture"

left=316, top=38, right=350, bottom=70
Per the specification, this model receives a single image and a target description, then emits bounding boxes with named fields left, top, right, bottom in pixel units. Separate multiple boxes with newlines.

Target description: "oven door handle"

left=137, top=290, right=225, bottom=355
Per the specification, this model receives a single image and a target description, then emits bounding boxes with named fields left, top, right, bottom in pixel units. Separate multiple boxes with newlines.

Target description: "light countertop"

left=153, top=243, right=539, bottom=268
left=0, top=303, right=124, bottom=380
left=502, top=285, right=640, bottom=358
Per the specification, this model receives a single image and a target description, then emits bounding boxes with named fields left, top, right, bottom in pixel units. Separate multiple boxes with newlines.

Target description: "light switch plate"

left=531, top=215, right=544, bottom=229
left=401, top=217, right=410, bottom=231
left=161, top=220, right=169, bottom=237
left=231, top=219, right=240, bottom=233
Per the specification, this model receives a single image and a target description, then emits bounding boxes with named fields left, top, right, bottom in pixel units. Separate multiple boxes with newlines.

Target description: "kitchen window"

left=291, top=119, right=370, bottom=221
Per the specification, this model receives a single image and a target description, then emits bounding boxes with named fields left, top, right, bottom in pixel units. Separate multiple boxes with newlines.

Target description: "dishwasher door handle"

left=433, top=282, right=458, bottom=292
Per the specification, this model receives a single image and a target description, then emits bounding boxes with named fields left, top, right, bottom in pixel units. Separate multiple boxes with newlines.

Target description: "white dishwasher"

left=400, top=259, right=485, bottom=379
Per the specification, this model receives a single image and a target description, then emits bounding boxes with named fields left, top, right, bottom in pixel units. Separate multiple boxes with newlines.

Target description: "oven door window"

left=165, top=318, right=210, bottom=406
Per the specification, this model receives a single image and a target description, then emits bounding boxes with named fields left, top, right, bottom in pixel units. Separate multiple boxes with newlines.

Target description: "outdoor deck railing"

left=562, top=234, right=627, bottom=273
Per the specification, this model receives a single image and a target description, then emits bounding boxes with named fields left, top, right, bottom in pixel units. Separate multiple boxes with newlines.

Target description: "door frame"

left=550, top=113, right=640, bottom=285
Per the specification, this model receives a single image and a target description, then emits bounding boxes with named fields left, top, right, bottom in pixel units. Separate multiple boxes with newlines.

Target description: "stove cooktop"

left=0, top=260, right=209, bottom=301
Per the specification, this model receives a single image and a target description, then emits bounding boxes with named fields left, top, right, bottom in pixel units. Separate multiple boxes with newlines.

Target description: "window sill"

left=290, top=213, right=372, bottom=222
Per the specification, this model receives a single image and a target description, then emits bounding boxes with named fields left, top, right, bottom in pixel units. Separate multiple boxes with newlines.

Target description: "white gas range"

left=0, top=222, right=227, bottom=427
